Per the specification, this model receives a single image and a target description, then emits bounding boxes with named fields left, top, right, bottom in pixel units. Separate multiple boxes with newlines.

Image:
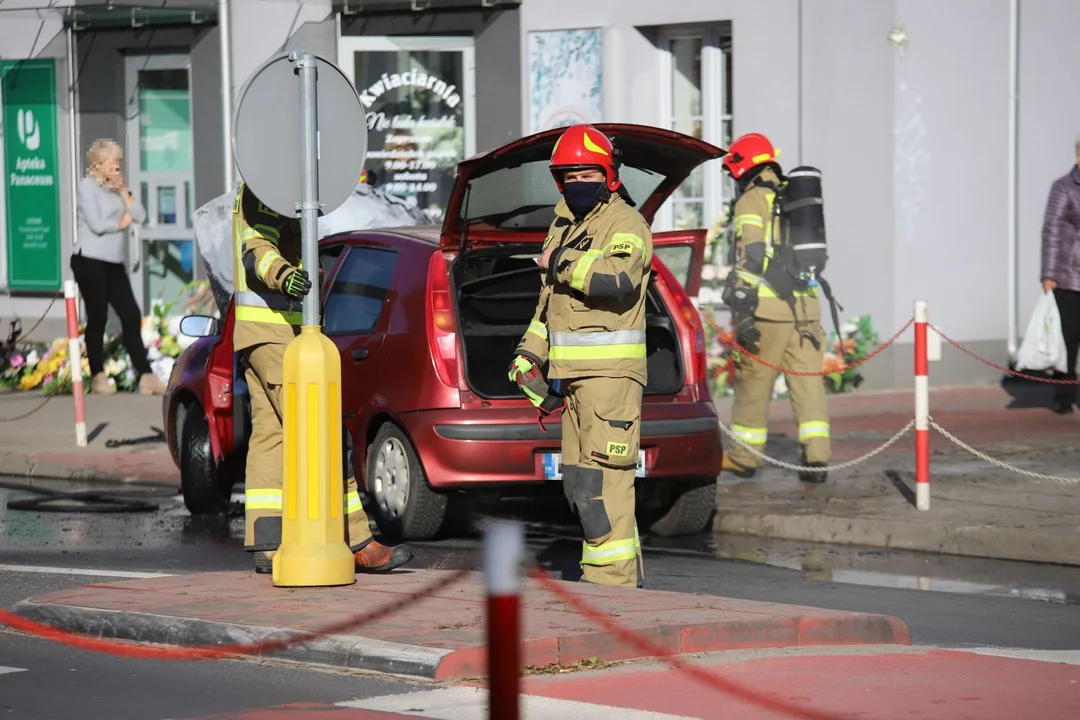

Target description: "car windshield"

left=460, top=158, right=666, bottom=231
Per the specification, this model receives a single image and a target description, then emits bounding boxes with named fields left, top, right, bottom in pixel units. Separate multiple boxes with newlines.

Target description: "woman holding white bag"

left=1038, top=134, right=1080, bottom=415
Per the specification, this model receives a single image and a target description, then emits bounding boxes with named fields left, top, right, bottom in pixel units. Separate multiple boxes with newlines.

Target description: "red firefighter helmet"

left=722, top=132, right=780, bottom=180
left=549, top=124, right=621, bottom=192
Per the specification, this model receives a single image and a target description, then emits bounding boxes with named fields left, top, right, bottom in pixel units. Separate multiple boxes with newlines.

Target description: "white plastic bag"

left=1015, top=292, right=1068, bottom=373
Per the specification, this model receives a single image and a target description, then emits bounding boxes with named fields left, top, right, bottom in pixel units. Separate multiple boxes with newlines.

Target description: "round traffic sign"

left=232, top=53, right=367, bottom=217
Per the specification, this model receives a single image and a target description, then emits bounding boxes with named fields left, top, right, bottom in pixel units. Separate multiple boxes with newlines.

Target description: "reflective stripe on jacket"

left=516, top=194, right=653, bottom=386
left=231, top=183, right=304, bottom=351
left=732, top=167, right=821, bottom=323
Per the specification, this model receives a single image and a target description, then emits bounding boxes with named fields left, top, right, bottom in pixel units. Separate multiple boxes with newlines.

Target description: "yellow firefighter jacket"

left=231, top=183, right=304, bottom=351
left=515, top=193, right=653, bottom=386
left=731, top=167, right=821, bottom=323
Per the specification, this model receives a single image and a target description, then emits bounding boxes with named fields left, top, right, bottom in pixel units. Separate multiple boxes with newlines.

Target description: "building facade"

left=1, top=0, right=1077, bottom=390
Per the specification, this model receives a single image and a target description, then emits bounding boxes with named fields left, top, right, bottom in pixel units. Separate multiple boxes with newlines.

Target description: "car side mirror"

left=179, top=314, right=220, bottom=338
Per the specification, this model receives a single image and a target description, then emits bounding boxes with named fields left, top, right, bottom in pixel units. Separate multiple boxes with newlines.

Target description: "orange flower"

left=821, top=354, right=846, bottom=374
left=833, top=338, right=856, bottom=356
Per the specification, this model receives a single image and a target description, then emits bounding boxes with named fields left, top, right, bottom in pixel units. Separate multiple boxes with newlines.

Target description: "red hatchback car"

left=164, top=123, right=725, bottom=541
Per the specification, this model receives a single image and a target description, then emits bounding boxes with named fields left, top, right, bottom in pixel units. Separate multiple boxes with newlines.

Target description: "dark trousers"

left=70, top=253, right=152, bottom=376
left=1054, top=288, right=1080, bottom=400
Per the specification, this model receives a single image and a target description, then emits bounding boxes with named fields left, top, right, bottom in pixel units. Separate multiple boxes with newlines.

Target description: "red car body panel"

left=164, top=124, right=725, bottom=499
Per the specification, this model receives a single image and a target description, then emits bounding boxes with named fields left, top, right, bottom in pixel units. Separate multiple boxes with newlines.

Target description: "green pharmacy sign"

left=2, top=59, right=62, bottom=292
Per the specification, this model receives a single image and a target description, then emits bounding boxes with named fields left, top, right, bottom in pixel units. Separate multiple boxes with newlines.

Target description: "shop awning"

left=335, top=0, right=520, bottom=13
left=0, top=1, right=217, bottom=29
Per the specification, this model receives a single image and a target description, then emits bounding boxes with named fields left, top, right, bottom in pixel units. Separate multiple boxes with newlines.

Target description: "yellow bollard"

left=273, top=325, right=356, bottom=587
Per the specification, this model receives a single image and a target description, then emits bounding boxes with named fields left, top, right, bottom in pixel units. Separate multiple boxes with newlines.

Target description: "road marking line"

left=0, top=564, right=173, bottom=579
left=959, top=647, right=1080, bottom=666
left=340, top=687, right=702, bottom=719
left=0, top=667, right=28, bottom=676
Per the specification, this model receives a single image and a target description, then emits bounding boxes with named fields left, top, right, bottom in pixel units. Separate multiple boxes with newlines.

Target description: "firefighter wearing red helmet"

left=509, top=124, right=652, bottom=588
left=720, top=132, right=830, bottom=483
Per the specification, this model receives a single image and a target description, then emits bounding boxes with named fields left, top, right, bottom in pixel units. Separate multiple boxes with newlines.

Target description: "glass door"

left=656, top=31, right=733, bottom=239
left=124, top=54, right=196, bottom=313
left=338, top=36, right=476, bottom=225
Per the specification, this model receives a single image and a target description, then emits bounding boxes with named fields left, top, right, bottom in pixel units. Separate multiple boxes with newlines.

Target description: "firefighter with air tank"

left=720, top=132, right=841, bottom=484
left=231, top=180, right=414, bottom=575
left=509, top=124, right=652, bottom=588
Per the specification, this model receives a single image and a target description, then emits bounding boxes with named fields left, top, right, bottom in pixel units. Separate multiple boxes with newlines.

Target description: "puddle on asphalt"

left=649, top=532, right=1080, bottom=605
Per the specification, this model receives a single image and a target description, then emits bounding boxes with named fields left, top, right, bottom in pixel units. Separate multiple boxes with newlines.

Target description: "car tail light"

left=425, top=250, right=460, bottom=388
left=671, top=289, right=707, bottom=387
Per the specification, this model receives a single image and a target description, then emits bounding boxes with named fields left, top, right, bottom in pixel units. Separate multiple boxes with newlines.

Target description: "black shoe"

left=798, top=462, right=828, bottom=484
left=252, top=551, right=273, bottom=574
left=1051, top=397, right=1075, bottom=415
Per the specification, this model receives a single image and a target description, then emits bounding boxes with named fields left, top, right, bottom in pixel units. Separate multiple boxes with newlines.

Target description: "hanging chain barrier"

left=929, top=323, right=1080, bottom=385
left=929, top=418, right=1080, bottom=485
left=0, top=395, right=54, bottom=423
left=717, top=418, right=915, bottom=474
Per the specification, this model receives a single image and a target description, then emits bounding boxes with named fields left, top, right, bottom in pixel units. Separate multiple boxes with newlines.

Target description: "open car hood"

left=440, top=123, right=725, bottom=250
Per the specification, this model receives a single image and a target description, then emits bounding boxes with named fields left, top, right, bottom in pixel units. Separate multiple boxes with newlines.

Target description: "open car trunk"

left=453, top=247, right=684, bottom=400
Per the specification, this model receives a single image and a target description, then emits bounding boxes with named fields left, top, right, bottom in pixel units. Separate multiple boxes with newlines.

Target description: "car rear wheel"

left=366, top=423, right=448, bottom=542
left=179, top=404, right=232, bottom=515
left=637, top=477, right=717, bottom=537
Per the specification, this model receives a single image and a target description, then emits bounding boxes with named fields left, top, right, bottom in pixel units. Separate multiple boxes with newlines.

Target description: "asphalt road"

left=1, top=480, right=1079, bottom=718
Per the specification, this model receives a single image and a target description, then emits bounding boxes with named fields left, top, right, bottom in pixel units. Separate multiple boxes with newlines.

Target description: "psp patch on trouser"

left=242, top=342, right=373, bottom=553
left=560, top=376, right=644, bottom=588
left=728, top=319, right=832, bottom=469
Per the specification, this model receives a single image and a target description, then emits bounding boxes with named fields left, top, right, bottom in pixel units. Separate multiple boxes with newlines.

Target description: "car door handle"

left=351, top=349, right=369, bottom=362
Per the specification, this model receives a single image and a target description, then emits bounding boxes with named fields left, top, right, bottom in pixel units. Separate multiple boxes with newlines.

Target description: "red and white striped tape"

left=483, top=520, right=524, bottom=720
left=64, top=280, right=87, bottom=447
left=914, top=300, right=930, bottom=511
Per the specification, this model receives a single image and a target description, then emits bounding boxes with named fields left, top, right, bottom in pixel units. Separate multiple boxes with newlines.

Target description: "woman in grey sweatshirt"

left=72, top=139, right=165, bottom=395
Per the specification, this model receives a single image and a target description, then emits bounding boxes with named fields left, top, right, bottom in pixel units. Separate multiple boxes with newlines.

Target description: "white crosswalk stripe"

left=339, top=687, right=702, bottom=719
left=960, top=647, right=1080, bottom=666
left=0, top=564, right=173, bottom=579
left=0, top=667, right=28, bottom=676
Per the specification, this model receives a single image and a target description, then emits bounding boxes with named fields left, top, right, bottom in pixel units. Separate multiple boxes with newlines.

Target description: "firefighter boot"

left=722, top=453, right=758, bottom=479
left=354, top=539, right=415, bottom=574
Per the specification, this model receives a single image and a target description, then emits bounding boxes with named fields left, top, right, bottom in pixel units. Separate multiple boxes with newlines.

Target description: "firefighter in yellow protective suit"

left=510, top=124, right=651, bottom=588
left=232, top=181, right=414, bottom=573
left=720, top=133, right=830, bottom=483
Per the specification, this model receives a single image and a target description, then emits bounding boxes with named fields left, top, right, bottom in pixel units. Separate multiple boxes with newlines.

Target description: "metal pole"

left=1006, top=0, right=1020, bottom=360
left=293, top=52, right=320, bottom=328
left=66, top=26, right=80, bottom=252
left=483, top=520, right=523, bottom=720
left=219, top=0, right=234, bottom=190
left=914, top=300, right=930, bottom=511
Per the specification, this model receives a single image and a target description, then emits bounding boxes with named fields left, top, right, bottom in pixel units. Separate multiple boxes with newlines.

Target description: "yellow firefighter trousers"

left=242, top=342, right=372, bottom=552
left=728, top=319, right=831, bottom=468
left=561, top=376, right=644, bottom=588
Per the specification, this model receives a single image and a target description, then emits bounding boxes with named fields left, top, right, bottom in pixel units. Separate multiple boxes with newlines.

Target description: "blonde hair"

left=1075, top=134, right=1080, bottom=156
left=86, top=139, right=122, bottom=179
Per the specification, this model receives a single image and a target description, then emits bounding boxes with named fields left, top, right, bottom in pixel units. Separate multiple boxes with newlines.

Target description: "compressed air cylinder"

left=783, top=166, right=828, bottom=275
left=273, top=326, right=356, bottom=587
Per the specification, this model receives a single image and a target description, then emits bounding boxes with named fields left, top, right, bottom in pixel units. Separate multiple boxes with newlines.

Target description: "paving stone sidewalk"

left=12, top=569, right=909, bottom=680
left=713, top=382, right=1080, bottom=565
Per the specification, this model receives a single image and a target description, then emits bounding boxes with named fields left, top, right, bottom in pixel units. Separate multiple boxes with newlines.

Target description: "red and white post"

left=914, top=300, right=930, bottom=511
left=483, top=519, right=524, bottom=720
left=64, top=280, right=87, bottom=447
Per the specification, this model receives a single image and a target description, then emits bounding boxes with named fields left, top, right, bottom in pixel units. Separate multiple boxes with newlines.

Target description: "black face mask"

left=562, top=181, right=606, bottom=218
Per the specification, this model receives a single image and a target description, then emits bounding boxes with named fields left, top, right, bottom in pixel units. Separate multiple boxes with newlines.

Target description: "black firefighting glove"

left=283, top=267, right=312, bottom=299
left=735, top=315, right=761, bottom=355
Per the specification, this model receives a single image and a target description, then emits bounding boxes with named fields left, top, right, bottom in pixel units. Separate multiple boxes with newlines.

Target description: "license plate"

left=542, top=451, right=647, bottom=480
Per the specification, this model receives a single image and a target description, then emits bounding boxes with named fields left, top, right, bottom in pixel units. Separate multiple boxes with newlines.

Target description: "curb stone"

left=714, top=511, right=1080, bottom=567
left=12, top=600, right=452, bottom=680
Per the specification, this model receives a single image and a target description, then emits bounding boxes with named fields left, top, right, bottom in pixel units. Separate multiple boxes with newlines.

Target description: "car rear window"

left=461, top=159, right=666, bottom=231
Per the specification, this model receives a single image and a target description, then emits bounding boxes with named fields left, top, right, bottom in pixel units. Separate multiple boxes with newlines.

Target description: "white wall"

left=1017, top=0, right=1080, bottom=334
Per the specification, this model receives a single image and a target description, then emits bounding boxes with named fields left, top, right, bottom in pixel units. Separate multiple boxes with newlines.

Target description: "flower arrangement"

left=699, top=305, right=879, bottom=399
left=822, top=314, right=877, bottom=394
left=0, top=280, right=209, bottom=395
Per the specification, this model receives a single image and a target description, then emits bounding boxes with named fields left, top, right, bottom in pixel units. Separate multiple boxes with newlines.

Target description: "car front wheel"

left=179, top=404, right=232, bottom=515
left=366, top=422, right=448, bottom=541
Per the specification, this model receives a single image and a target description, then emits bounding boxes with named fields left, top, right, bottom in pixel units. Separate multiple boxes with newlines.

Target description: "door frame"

left=656, top=28, right=731, bottom=237
left=337, top=35, right=477, bottom=161
left=123, top=52, right=196, bottom=312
